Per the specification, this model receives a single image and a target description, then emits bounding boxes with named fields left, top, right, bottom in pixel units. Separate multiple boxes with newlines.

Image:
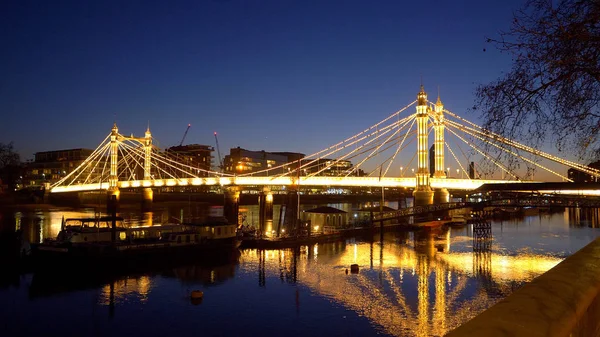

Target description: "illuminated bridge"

left=49, top=85, right=600, bottom=199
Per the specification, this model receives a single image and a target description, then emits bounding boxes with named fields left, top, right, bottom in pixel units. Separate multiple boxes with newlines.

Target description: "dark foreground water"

left=1, top=204, right=600, bottom=337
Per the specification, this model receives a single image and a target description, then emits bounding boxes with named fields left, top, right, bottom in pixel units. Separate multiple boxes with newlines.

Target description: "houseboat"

left=32, top=216, right=240, bottom=267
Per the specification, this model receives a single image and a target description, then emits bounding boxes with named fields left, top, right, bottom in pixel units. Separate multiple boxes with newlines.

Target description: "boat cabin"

left=58, top=216, right=127, bottom=243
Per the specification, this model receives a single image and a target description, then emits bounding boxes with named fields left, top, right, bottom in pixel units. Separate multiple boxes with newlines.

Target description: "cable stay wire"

left=442, top=107, right=600, bottom=177
left=445, top=125, right=520, bottom=180
left=239, top=103, right=417, bottom=177
left=445, top=120, right=571, bottom=181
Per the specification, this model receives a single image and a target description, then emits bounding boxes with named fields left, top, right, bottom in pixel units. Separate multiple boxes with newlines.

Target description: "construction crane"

left=214, top=131, right=223, bottom=172
left=179, top=124, right=191, bottom=146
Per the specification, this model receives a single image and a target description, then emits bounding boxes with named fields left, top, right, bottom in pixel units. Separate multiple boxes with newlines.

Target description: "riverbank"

left=3, top=191, right=407, bottom=209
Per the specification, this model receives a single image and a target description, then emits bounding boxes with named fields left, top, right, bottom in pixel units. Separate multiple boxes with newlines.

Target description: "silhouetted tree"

left=0, top=142, right=21, bottom=192
left=476, top=0, right=600, bottom=158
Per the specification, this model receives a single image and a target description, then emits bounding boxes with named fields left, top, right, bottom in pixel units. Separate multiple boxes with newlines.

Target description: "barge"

left=31, top=216, right=240, bottom=269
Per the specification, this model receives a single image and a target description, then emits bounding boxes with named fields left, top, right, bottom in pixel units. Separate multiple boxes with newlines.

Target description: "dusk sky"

left=2, top=0, right=526, bottom=163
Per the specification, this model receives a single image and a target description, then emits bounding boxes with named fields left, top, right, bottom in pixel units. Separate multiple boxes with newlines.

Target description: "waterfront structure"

left=223, top=147, right=304, bottom=175
left=24, top=148, right=94, bottom=188
left=301, top=206, right=348, bottom=233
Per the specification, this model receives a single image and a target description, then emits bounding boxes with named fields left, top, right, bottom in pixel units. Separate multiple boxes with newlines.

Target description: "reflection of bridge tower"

left=433, top=94, right=449, bottom=204
left=413, top=85, right=434, bottom=206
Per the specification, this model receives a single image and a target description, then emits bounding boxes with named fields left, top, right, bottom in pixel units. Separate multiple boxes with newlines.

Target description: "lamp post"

left=400, top=166, right=404, bottom=177
left=456, top=169, right=459, bottom=178
left=447, top=167, right=450, bottom=178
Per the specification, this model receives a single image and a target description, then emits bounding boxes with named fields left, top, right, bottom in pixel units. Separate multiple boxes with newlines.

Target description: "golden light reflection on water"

left=240, top=232, right=564, bottom=337
left=99, top=276, right=153, bottom=305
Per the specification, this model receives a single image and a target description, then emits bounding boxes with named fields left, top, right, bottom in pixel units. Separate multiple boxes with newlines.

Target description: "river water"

left=1, top=202, right=599, bottom=337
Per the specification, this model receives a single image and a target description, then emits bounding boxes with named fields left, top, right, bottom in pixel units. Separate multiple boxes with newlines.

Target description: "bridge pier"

left=258, top=190, right=274, bottom=237
left=223, top=186, right=240, bottom=226
left=433, top=188, right=449, bottom=204
left=141, top=187, right=153, bottom=210
left=106, top=190, right=119, bottom=216
left=283, top=190, right=299, bottom=236
left=106, top=188, right=120, bottom=213
left=414, top=190, right=434, bottom=206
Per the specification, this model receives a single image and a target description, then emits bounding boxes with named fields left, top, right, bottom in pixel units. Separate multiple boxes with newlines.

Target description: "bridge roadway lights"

left=258, top=190, right=274, bottom=237
left=433, top=188, right=450, bottom=204
left=223, top=186, right=240, bottom=226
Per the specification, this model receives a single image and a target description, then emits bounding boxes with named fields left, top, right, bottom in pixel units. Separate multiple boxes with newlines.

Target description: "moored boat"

left=31, top=216, right=240, bottom=269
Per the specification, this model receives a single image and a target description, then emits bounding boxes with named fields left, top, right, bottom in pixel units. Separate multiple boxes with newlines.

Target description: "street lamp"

left=456, top=169, right=459, bottom=177
left=411, top=168, right=415, bottom=175
left=400, top=167, right=403, bottom=177
left=447, top=167, right=450, bottom=177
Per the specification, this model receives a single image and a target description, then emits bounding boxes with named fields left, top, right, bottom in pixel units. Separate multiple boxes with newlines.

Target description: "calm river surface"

left=1, top=202, right=599, bottom=337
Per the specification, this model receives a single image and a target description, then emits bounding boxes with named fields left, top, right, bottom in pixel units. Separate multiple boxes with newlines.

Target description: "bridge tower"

left=108, top=123, right=120, bottom=201
left=142, top=126, right=153, bottom=207
left=413, top=85, right=434, bottom=206
left=433, top=93, right=449, bottom=203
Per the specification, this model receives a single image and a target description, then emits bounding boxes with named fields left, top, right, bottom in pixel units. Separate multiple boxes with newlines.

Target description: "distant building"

left=224, top=147, right=305, bottom=175
left=301, top=158, right=362, bottom=176
left=568, top=160, right=600, bottom=182
left=24, top=148, right=94, bottom=187
left=164, top=144, right=214, bottom=177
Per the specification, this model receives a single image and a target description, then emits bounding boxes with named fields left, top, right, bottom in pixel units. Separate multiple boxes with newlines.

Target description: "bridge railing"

left=373, top=194, right=600, bottom=222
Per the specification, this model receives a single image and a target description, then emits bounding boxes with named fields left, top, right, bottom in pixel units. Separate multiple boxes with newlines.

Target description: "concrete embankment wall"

left=446, top=237, right=600, bottom=337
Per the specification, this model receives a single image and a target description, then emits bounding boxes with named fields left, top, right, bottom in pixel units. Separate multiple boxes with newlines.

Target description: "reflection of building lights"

left=314, top=225, right=319, bottom=231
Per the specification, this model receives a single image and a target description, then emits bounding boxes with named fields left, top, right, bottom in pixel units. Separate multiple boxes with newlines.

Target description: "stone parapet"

left=446, top=237, right=600, bottom=337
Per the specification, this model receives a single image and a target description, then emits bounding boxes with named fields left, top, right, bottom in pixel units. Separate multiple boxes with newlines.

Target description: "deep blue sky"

left=1, top=0, right=524, bottom=161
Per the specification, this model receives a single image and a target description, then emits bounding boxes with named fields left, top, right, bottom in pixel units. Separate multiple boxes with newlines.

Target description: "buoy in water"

left=350, top=264, right=359, bottom=274
left=191, top=290, right=204, bottom=299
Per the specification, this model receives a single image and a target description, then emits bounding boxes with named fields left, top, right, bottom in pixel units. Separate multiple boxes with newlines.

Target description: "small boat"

left=446, top=214, right=468, bottom=227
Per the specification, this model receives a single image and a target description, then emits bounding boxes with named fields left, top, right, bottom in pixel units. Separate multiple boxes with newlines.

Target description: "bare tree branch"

left=476, top=0, right=600, bottom=161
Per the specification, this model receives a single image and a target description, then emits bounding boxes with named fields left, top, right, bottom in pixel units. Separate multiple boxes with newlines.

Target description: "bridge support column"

left=432, top=92, right=449, bottom=204
left=283, top=190, right=299, bottom=236
left=223, top=186, right=240, bottom=226
left=142, top=187, right=153, bottom=210
left=106, top=189, right=120, bottom=215
left=258, top=189, right=274, bottom=237
left=413, top=84, right=433, bottom=206
left=433, top=188, right=449, bottom=204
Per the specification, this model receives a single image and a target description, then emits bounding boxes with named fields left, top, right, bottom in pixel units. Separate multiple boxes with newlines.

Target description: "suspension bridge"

left=49, top=85, right=600, bottom=203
